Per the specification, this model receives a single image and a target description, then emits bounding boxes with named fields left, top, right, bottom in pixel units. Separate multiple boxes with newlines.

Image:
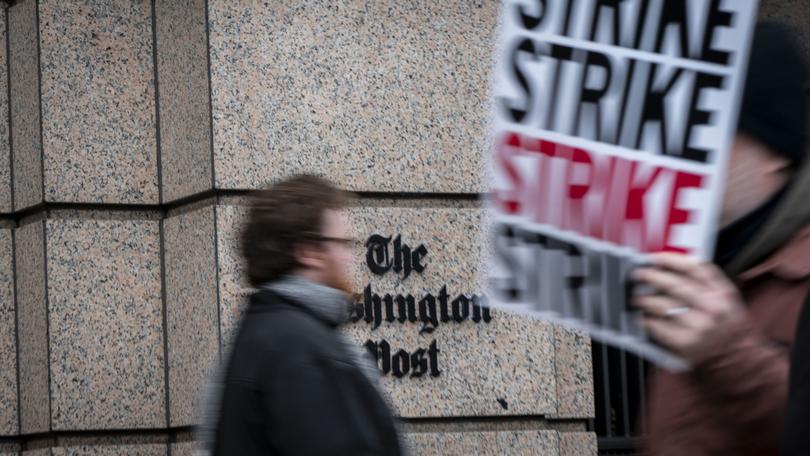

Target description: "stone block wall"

left=9, top=0, right=804, bottom=453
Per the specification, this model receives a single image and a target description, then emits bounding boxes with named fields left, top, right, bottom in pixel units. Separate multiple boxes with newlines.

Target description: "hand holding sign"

left=632, top=253, right=746, bottom=364
left=485, top=0, right=759, bottom=370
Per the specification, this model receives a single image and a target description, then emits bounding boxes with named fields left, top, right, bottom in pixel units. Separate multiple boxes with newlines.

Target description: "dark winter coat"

left=213, top=288, right=403, bottom=456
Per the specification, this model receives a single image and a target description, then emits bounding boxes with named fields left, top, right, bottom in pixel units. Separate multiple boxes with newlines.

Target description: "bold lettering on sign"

left=701, top=0, right=734, bottom=65
left=515, top=0, right=547, bottom=31
left=493, top=132, right=709, bottom=254
left=499, top=38, right=542, bottom=124
left=682, top=72, right=725, bottom=163
left=662, top=171, right=704, bottom=253
left=655, top=1, right=690, bottom=58
left=489, top=0, right=757, bottom=370
left=589, top=0, right=628, bottom=46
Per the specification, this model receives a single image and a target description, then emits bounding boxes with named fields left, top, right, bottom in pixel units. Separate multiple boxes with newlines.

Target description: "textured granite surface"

left=47, top=209, right=161, bottom=222
left=0, top=229, right=16, bottom=435
left=0, top=441, right=20, bottom=455
left=169, top=442, right=195, bottom=456
left=51, top=445, right=166, bottom=456
left=405, top=430, right=559, bottom=455
left=56, top=435, right=165, bottom=449
left=208, top=0, right=495, bottom=192
left=402, top=419, right=585, bottom=434
left=155, top=0, right=213, bottom=202
left=52, top=433, right=168, bottom=456
left=552, top=327, right=595, bottom=419
left=164, top=207, right=219, bottom=426
left=215, top=204, right=562, bottom=417
left=346, top=207, right=557, bottom=417
left=350, top=307, right=555, bottom=418
left=560, top=432, right=598, bottom=456
left=0, top=8, right=10, bottom=214
left=165, top=195, right=217, bottom=219
left=39, top=0, right=158, bottom=204
left=215, top=205, right=251, bottom=351
left=9, top=0, right=43, bottom=211
left=21, top=450, right=50, bottom=456
left=46, top=218, right=165, bottom=430
left=14, top=221, right=50, bottom=434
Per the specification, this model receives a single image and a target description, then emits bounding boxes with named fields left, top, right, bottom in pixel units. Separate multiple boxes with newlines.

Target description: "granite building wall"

left=0, top=1, right=802, bottom=454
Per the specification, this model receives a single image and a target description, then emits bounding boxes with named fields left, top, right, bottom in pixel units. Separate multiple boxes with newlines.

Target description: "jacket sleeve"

left=264, top=357, right=385, bottom=456
left=784, top=296, right=810, bottom=455
left=691, top=315, right=789, bottom=448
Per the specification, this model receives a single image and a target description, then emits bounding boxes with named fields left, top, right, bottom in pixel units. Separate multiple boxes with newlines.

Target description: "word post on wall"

left=486, top=0, right=758, bottom=369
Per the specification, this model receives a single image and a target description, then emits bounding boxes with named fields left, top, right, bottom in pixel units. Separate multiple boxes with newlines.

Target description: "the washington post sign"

left=486, top=0, right=758, bottom=369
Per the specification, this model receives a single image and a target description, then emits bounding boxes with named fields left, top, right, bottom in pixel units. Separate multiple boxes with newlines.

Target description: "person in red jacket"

left=633, top=22, right=810, bottom=456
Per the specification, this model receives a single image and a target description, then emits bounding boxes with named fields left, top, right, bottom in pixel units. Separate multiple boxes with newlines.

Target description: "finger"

left=648, top=253, right=701, bottom=274
left=649, top=253, right=734, bottom=292
left=633, top=295, right=687, bottom=320
left=632, top=267, right=705, bottom=304
left=672, top=306, right=714, bottom=332
left=634, top=295, right=714, bottom=333
left=683, top=268, right=740, bottom=318
left=650, top=259, right=741, bottom=317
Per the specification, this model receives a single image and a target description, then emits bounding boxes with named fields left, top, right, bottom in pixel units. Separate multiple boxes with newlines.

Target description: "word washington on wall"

left=353, top=234, right=492, bottom=378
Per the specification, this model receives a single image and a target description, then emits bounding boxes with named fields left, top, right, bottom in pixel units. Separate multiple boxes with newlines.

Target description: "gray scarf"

left=261, top=275, right=381, bottom=384
left=197, top=276, right=383, bottom=453
left=265, top=277, right=406, bottom=454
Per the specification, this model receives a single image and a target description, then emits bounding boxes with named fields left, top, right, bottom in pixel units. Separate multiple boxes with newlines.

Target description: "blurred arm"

left=692, top=315, right=789, bottom=447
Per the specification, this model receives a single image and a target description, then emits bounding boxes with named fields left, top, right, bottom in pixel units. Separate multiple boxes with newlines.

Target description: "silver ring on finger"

left=664, top=306, right=690, bottom=317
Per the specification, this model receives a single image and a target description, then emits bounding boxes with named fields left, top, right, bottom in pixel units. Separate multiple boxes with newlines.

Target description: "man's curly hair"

left=241, top=174, right=349, bottom=287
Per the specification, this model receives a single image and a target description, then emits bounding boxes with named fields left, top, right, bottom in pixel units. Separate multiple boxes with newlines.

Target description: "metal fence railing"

left=591, top=341, right=650, bottom=455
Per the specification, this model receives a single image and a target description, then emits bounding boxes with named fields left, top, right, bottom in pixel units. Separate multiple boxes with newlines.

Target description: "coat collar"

left=259, top=275, right=351, bottom=327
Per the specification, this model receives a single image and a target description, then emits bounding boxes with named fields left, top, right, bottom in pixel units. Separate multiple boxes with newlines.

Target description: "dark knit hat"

left=738, top=21, right=808, bottom=164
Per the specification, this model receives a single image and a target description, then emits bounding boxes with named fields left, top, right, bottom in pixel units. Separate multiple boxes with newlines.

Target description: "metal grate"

left=591, top=341, right=650, bottom=455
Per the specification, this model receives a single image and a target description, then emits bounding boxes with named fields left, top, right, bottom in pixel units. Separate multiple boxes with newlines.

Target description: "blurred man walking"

left=212, top=175, right=403, bottom=456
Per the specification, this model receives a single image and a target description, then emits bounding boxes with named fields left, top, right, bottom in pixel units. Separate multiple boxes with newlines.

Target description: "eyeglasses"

left=304, top=233, right=358, bottom=248
left=319, top=236, right=355, bottom=248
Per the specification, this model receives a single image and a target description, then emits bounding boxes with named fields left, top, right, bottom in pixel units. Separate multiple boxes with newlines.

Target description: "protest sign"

left=485, top=0, right=759, bottom=369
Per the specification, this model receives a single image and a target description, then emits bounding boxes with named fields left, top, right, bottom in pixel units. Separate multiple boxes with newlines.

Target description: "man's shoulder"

left=236, top=290, right=336, bottom=352
left=223, top=292, right=342, bottom=385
